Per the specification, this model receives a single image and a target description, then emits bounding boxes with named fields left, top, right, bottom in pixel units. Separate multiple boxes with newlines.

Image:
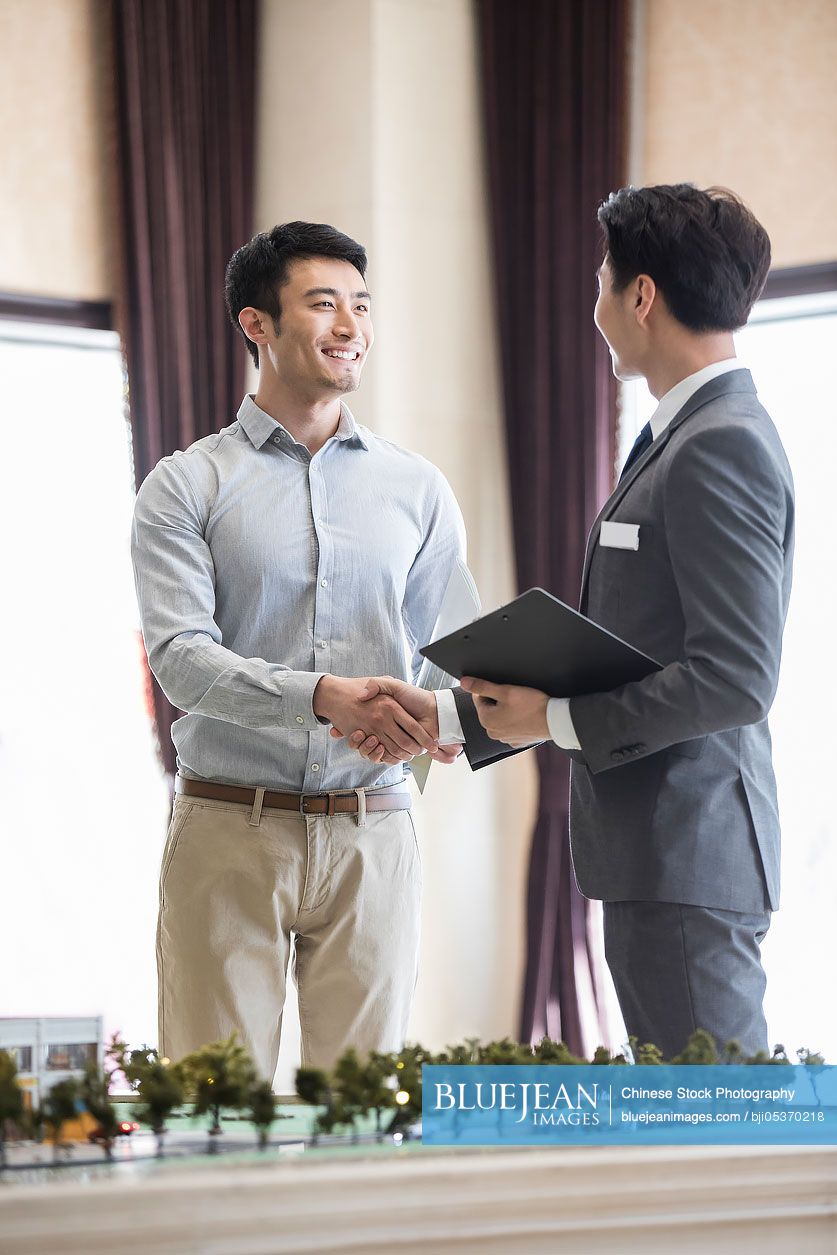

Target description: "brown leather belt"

left=175, top=775, right=411, bottom=816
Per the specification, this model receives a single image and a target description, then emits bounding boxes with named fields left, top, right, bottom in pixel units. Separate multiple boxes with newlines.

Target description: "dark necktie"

left=618, top=421, right=653, bottom=483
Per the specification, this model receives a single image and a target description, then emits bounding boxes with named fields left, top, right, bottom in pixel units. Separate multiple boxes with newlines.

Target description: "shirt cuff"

left=434, top=688, right=466, bottom=743
left=546, top=697, right=582, bottom=750
left=280, top=671, right=327, bottom=731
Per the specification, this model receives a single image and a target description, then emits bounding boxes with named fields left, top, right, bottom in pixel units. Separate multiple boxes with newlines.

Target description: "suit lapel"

left=579, top=369, right=756, bottom=604
left=578, top=430, right=671, bottom=599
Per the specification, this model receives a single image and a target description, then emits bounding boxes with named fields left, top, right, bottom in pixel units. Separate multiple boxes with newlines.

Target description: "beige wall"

left=635, top=0, right=837, bottom=267
left=2, top=0, right=835, bottom=294
left=0, top=0, right=112, bottom=299
left=256, top=0, right=537, bottom=1074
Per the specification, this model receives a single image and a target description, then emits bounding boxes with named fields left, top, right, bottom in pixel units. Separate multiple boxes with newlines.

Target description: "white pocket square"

left=600, top=521, right=640, bottom=550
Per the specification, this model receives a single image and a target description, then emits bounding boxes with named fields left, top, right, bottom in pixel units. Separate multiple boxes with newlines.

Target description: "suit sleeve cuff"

left=434, top=688, right=466, bottom=743
left=547, top=697, right=582, bottom=750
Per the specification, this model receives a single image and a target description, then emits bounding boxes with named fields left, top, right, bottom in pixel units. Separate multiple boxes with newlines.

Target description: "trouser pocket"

left=159, top=799, right=194, bottom=904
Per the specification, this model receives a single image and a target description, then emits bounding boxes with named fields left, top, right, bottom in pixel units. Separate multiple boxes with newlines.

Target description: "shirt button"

left=311, top=763, right=320, bottom=772
left=319, top=641, right=327, bottom=649
left=296, top=716, right=304, bottom=724
left=321, top=579, right=328, bottom=587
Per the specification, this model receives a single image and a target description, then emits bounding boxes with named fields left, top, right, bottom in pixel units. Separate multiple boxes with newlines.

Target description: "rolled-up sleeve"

left=131, top=457, right=323, bottom=730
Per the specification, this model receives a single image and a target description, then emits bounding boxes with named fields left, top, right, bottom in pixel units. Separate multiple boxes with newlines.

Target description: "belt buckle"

left=301, top=790, right=355, bottom=816
left=300, top=792, right=327, bottom=815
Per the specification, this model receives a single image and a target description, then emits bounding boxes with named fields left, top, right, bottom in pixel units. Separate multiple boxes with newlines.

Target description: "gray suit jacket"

left=456, top=369, right=794, bottom=914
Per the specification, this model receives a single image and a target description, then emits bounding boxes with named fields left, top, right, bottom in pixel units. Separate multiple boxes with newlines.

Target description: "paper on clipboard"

left=410, top=558, right=481, bottom=793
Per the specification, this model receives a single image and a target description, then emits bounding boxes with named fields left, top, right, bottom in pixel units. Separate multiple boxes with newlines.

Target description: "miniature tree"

left=435, top=1043, right=475, bottom=1066
left=796, top=1047, right=827, bottom=1112
left=387, top=1043, right=432, bottom=1135
left=671, top=1029, right=719, bottom=1065
left=299, top=1054, right=368, bottom=1141
left=178, top=1034, right=257, bottom=1148
left=104, top=1033, right=132, bottom=1081
left=741, top=1042, right=791, bottom=1066
left=81, top=1063, right=121, bottom=1160
left=110, top=1041, right=185, bottom=1158
left=41, top=1078, right=80, bottom=1162
left=360, top=1052, right=397, bottom=1139
left=295, top=1066, right=333, bottom=1144
left=532, top=1037, right=583, bottom=1065
left=0, top=1050, right=24, bottom=1169
left=591, top=1046, right=613, bottom=1064
left=797, top=1048, right=826, bottom=1067
left=296, top=1066, right=331, bottom=1107
left=722, top=1039, right=746, bottom=1065
left=247, top=1080, right=277, bottom=1150
left=635, top=1042, right=664, bottom=1066
left=322, top=1092, right=367, bottom=1138
left=479, top=1037, right=534, bottom=1065
left=332, top=1049, right=369, bottom=1142
left=296, top=1064, right=355, bottom=1141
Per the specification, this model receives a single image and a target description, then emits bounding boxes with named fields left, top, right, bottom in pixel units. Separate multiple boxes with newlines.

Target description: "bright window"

left=0, top=321, right=169, bottom=1051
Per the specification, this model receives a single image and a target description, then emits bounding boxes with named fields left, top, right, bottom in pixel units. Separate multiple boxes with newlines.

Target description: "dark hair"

left=224, top=221, right=368, bottom=367
left=597, top=184, right=771, bottom=332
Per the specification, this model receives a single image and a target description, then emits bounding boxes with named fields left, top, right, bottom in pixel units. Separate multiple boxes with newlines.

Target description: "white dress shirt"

left=434, top=358, right=743, bottom=751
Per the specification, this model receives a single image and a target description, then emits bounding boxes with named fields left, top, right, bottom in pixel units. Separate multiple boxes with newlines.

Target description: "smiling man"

left=131, top=221, right=463, bottom=1079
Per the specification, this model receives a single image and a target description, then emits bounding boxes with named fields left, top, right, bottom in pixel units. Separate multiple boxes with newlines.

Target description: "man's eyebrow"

left=302, top=287, right=372, bottom=300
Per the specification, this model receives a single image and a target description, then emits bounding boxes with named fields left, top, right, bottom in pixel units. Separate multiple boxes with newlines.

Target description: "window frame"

left=0, top=292, right=112, bottom=331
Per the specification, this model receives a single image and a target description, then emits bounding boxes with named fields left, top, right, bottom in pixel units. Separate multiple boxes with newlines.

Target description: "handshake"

left=312, top=674, right=463, bottom=766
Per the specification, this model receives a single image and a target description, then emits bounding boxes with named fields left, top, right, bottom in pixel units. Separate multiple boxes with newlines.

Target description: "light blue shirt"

left=131, top=395, right=465, bottom=791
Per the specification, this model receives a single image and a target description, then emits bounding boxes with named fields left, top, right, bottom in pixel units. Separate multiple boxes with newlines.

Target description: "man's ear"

left=634, top=274, right=657, bottom=326
left=238, top=306, right=272, bottom=350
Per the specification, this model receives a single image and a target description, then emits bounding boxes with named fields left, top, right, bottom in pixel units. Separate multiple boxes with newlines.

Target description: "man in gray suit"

left=342, top=185, right=794, bottom=1060
left=458, top=184, right=794, bottom=1059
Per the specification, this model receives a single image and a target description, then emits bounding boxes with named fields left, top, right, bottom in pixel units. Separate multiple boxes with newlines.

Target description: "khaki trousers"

left=156, top=793, right=421, bottom=1078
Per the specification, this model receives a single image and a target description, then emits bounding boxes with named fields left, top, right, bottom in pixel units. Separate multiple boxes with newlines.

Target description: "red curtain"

left=109, top=0, right=256, bottom=780
left=476, top=0, right=628, bottom=1052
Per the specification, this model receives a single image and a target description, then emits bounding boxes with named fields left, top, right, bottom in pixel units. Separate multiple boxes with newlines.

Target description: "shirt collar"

left=236, top=395, right=369, bottom=451
left=334, top=400, right=369, bottom=448
left=649, top=359, right=743, bottom=440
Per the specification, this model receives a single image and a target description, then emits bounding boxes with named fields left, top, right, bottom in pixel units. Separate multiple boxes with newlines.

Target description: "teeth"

left=325, top=350, right=358, bottom=360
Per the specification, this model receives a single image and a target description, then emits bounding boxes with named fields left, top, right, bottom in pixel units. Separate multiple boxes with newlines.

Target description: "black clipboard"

left=419, top=587, right=662, bottom=695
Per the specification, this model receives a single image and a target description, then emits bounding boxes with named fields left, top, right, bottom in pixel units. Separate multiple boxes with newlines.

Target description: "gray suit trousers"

left=603, top=901, right=771, bottom=1060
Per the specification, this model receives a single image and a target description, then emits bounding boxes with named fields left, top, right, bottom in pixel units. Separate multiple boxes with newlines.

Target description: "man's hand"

left=459, top=676, right=549, bottom=748
left=313, top=675, right=439, bottom=759
left=328, top=676, right=462, bottom=766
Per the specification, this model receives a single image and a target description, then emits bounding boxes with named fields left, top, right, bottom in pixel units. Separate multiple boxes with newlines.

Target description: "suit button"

left=611, top=750, right=626, bottom=761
